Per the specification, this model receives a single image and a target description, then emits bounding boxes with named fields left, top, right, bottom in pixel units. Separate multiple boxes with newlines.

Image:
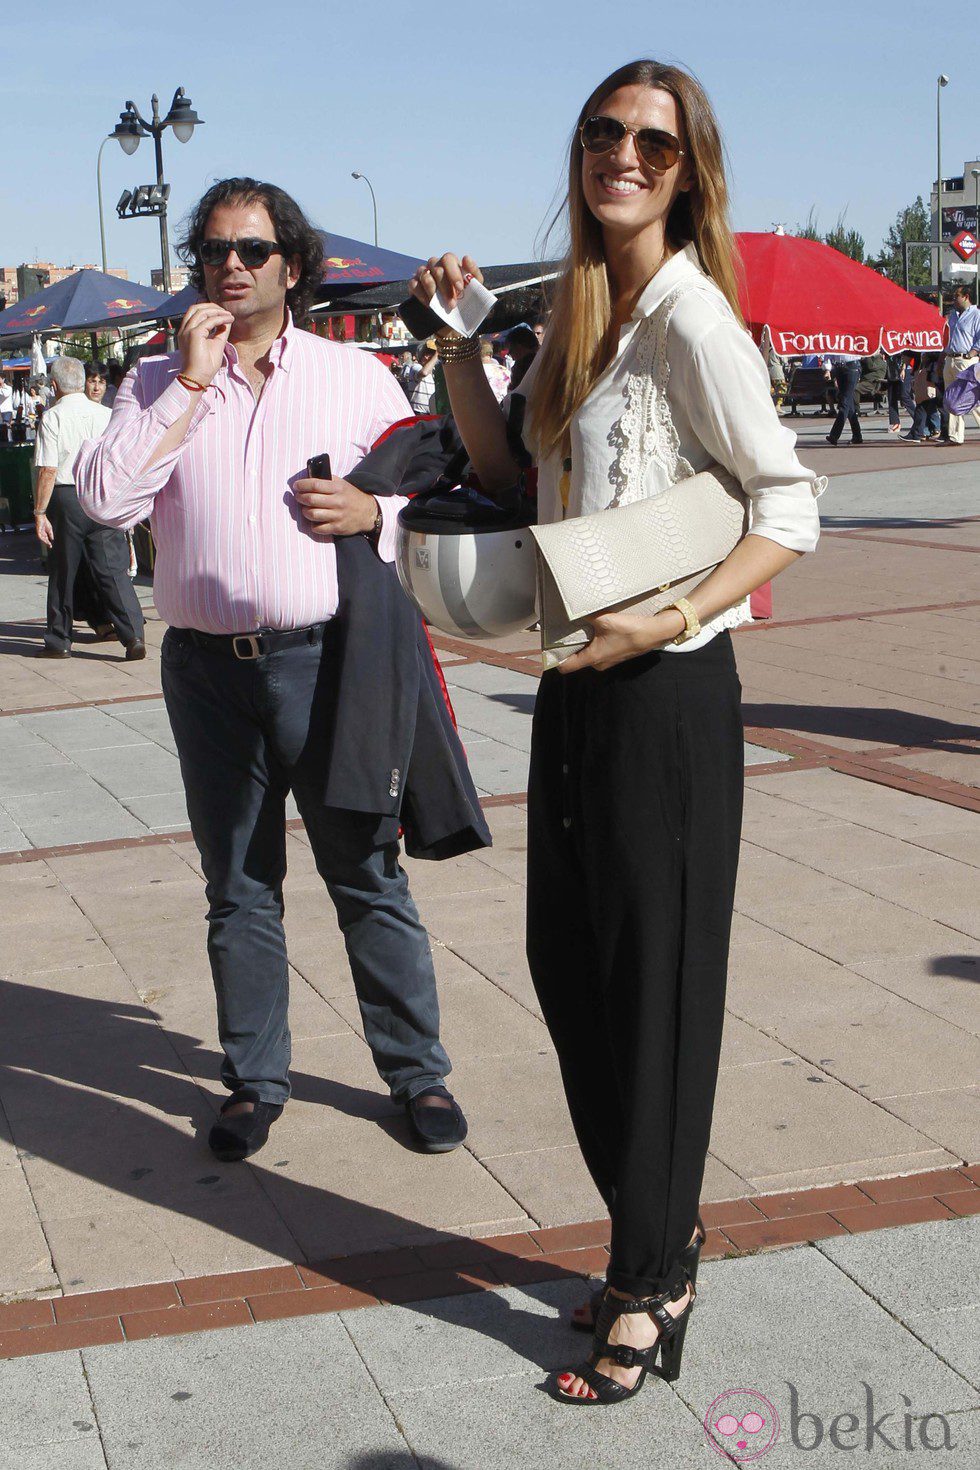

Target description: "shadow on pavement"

left=346, top=1458, right=461, bottom=1470
left=820, top=516, right=980, bottom=530
left=0, top=976, right=584, bottom=1371
left=929, top=956, right=980, bottom=984
left=742, top=703, right=978, bottom=755
left=0, top=531, right=44, bottom=578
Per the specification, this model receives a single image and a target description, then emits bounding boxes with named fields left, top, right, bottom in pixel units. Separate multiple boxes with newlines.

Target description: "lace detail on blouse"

left=606, top=283, right=697, bottom=508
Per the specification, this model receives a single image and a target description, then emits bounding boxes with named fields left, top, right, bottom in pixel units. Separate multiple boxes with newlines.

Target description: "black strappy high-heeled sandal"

left=569, top=1214, right=706, bottom=1334
left=551, top=1271, right=697, bottom=1405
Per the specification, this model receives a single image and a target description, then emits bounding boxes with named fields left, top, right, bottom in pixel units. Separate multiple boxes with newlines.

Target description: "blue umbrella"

left=0, top=269, right=170, bottom=339
left=319, top=232, right=422, bottom=287
left=155, top=283, right=202, bottom=318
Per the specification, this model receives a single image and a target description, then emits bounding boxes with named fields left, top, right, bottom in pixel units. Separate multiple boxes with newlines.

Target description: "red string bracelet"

left=176, top=373, right=207, bottom=392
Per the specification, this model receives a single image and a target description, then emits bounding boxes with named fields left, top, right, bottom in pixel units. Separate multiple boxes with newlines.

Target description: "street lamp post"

left=110, top=87, right=203, bottom=295
left=936, top=74, right=949, bottom=308
left=972, top=168, right=980, bottom=304
left=351, top=172, right=378, bottom=246
left=96, top=135, right=112, bottom=274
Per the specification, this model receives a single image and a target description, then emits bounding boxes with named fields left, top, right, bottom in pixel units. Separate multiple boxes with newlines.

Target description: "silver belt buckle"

left=232, top=634, right=262, bottom=660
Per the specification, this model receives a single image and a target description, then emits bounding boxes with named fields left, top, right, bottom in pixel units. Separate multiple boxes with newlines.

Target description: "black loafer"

left=406, top=1085, right=468, bottom=1153
left=208, top=1087, right=283, bottom=1162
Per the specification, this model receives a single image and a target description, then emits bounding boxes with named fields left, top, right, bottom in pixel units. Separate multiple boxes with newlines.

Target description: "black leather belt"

left=180, top=622, right=330, bottom=661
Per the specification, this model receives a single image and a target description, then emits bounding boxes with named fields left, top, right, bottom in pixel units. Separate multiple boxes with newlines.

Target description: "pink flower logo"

left=704, top=1388, right=780, bottom=1460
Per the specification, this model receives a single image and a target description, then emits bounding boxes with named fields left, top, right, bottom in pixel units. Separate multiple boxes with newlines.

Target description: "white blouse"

left=514, top=242, right=826, bottom=651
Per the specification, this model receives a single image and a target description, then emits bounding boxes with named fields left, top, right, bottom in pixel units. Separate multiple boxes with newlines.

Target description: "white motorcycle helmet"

left=396, top=487, right=537, bottom=639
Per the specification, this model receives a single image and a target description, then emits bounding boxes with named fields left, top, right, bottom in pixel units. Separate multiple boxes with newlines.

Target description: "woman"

left=412, top=59, right=823, bottom=1406
left=480, top=338, right=511, bottom=401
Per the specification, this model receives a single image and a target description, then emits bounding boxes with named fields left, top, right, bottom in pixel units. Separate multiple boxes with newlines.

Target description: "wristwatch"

left=369, top=498, right=383, bottom=538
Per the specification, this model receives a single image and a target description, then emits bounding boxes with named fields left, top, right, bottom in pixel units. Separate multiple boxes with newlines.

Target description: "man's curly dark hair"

left=177, top=177, right=325, bottom=320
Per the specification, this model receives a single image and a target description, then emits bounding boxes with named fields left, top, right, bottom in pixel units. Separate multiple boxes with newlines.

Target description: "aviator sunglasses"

left=579, top=115, right=685, bottom=175
left=199, top=237, right=284, bottom=269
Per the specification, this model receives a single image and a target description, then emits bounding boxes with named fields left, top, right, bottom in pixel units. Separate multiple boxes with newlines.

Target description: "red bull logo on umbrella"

left=323, top=256, right=385, bottom=280
left=106, top=298, right=144, bottom=313
left=25, top=306, right=48, bottom=319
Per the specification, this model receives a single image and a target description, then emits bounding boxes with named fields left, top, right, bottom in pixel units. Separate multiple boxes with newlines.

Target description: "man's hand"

left=177, top=302, right=235, bottom=388
left=294, top=477, right=379, bottom=537
left=34, top=512, right=54, bottom=549
left=558, top=609, right=682, bottom=675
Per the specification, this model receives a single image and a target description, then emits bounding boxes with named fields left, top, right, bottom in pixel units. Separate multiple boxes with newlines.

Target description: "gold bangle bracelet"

left=437, top=339, right=482, bottom=366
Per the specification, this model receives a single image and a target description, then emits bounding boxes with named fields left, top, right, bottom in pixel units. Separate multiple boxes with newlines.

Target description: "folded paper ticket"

left=425, top=275, right=497, bottom=338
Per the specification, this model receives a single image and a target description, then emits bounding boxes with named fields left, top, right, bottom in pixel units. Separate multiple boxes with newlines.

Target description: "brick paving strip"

left=822, top=531, right=980, bottom=554
left=2, top=597, right=978, bottom=718
left=1, top=1163, right=977, bottom=1361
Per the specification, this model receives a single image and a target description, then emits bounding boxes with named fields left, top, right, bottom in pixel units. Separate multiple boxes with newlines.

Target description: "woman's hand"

left=409, top=254, right=484, bottom=311
left=558, top=609, right=684, bottom=674
left=177, top=303, right=235, bottom=387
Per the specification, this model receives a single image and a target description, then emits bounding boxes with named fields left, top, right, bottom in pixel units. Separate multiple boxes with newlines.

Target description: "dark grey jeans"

left=45, top=483, right=144, bottom=651
left=160, top=625, right=451, bottom=1107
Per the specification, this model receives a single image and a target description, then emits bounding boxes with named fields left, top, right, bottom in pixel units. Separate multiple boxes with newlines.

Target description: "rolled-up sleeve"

left=74, top=364, right=214, bottom=530
left=674, top=320, right=826, bottom=554
left=34, top=413, right=59, bottom=470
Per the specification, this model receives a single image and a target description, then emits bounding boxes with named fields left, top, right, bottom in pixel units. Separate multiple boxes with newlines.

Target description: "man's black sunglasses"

left=199, top=237, right=283, bottom=269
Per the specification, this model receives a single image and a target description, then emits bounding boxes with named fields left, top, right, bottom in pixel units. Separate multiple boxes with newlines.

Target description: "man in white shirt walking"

left=943, top=285, right=980, bottom=443
left=34, top=357, right=145, bottom=658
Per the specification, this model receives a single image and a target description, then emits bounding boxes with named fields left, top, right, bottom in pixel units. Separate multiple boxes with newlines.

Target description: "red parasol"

left=734, top=233, right=947, bottom=357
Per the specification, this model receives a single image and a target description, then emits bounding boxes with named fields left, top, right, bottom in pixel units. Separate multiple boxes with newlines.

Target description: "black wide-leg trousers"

left=526, top=632, right=743, bottom=1299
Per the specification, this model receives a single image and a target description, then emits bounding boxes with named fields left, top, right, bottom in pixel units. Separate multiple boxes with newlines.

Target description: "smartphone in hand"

left=307, top=452, right=332, bottom=481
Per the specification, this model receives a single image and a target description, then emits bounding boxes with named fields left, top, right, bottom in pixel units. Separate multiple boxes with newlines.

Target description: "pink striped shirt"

left=74, top=316, right=413, bottom=634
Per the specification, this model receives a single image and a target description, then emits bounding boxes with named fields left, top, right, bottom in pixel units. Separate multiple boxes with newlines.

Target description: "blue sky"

left=2, top=1, right=975, bottom=285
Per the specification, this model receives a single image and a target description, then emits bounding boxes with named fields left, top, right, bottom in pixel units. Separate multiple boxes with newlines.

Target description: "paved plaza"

left=0, top=416, right=977, bottom=1466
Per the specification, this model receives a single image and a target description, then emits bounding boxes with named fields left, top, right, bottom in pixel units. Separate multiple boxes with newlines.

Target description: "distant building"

left=151, top=265, right=190, bottom=294
left=0, top=266, right=17, bottom=310
left=9, top=262, right=129, bottom=304
left=929, top=158, right=980, bottom=286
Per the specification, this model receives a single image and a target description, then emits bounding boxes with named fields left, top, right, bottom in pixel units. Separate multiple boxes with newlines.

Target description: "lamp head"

left=112, top=105, right=143, bottom=156
left=165, top=88, right=203, bottom=143
left=352, top=171, right=362, bottom=180
left=938, top=74, right=949, bottom=86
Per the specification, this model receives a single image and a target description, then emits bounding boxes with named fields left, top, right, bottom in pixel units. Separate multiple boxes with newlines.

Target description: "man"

left=102, top=362, right=124, bottom=409
left=34, top=357, right=145, bottom=659
left=405, top=340, right=439, bottom=413
left=0, top=372, right=13, bottom=429
left=76, top=177, right=468, bottom=1162
left=821, top=351, right=863, bottom=446
left=943, top=285, right=980, bottom=443
left=84, top=361, right=107, bottom=403
left=505, top=324, right=539, bottom=391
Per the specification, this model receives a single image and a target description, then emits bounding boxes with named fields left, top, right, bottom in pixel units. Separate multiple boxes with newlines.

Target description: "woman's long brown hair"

left=529, top=59, right=744, bottom=460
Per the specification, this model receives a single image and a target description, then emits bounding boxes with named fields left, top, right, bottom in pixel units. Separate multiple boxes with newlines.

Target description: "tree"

left=824, top=211, right=865, bottom=263
left=794, top=208, right=822, bottom=241
left=874, top=197, right=932, bottom=289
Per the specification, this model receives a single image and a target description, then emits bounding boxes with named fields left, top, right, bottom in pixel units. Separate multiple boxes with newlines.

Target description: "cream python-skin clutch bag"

left=530, top=465, right=748, bottom=668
